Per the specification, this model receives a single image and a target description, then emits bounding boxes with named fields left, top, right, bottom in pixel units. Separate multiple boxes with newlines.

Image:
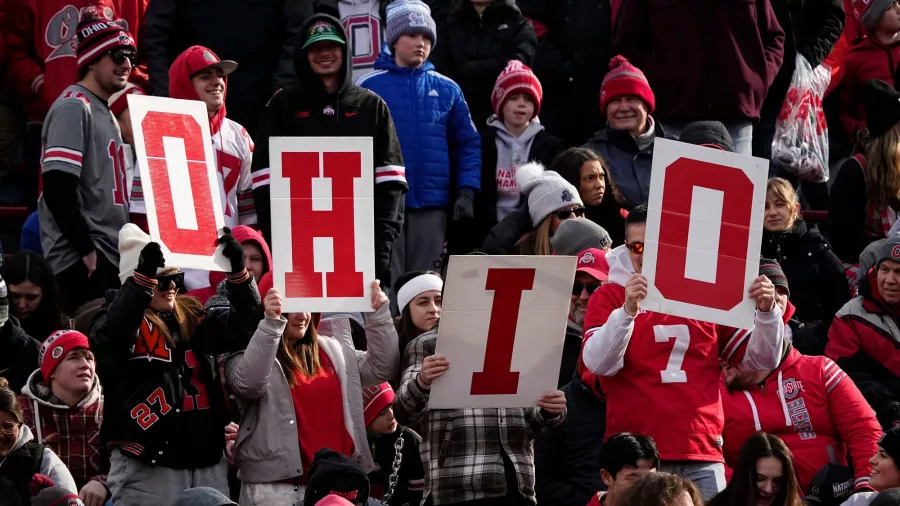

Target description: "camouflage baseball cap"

left=302, top=19, right=346, bottom=49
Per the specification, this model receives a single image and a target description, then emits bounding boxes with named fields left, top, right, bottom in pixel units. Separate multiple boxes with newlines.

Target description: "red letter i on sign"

left=470, top=268, right=536, bottom=395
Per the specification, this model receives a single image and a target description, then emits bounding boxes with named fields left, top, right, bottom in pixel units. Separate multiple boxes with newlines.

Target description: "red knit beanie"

left=39, top=330, right=91, bottom=383
left=492, top=60, right=543, bottom=119
left=75, top=8, right=136, bottom=71
left=599, top=55, right=655, bottom=115
left=362, top=382, right=395, bottom=426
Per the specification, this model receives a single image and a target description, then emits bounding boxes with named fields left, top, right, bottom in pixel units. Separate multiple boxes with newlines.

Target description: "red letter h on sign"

left=284, top=151, right=364, bottom=297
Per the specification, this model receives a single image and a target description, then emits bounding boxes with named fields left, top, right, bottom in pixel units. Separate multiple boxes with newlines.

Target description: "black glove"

left=218, top=227, right=245, bottom=274
left=136, top=242, right=165, bottom=279
left=453, top=188, right=476, bottom=222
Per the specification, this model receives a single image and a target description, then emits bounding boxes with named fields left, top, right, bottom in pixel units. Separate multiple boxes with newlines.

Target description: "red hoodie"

left=186, top=225, right=271, bottom=303
left=1, top=0, right=149, bottom=118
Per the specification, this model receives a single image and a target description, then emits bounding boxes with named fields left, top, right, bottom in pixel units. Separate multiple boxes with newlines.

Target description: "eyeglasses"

left=8, top=292, right=39, bottom=303
left=107, top=49, right=136, bottom=66
left=555, top=207, right=586, bottom=220
left=625, top=241, right=644, bottom=255
left=156, top=272, right=185, bottom=292
left=0, top=422, right=19, bottom=435
left=572, top=282, right=602, bottom=296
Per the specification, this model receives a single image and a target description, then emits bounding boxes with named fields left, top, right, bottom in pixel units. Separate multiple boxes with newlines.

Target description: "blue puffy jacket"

left=358, top=48, right=481, bottom=209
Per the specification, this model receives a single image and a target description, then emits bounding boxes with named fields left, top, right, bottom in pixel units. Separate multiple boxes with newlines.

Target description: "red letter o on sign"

left=655, top=158, right=753, bottom=311
left=141, top=111, right=219, bottom=255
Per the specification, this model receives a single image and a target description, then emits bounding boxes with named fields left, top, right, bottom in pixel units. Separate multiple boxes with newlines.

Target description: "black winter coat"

left=367, top=427, right=424, bottom=506
left=0, top=438, right=42, bottom=506
left=534, top=377, right=606, bottom=506
left=144, top=0, right=305, bottom=137
left=251, top=14, right=407, bottom=286
left=559, top=323, right=583, bottom=389
left=89, top=276, right=261, bottom=469
left=0, top=317, right=39, bottom=394
left=430, top=0, right=537, bottom=128
left=765, top=0, right=844, bottom=108
left=469, top=128, right=562, bottom=252
left=518, top=0, right=613, bottom=145
left=761, top=220, right=849, bottom=324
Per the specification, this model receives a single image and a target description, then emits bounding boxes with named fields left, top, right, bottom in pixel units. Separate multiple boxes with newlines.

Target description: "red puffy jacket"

left=827, top=269, right=900, bottom=429
left=723, top=347, right=881, bottom=493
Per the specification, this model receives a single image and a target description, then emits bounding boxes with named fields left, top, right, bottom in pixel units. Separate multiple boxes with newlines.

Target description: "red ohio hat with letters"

left=362, top=382, right=395, bottom=426
left=39, top=330, right=90, bottom=384
left=75, top=8, right=136, bottom=71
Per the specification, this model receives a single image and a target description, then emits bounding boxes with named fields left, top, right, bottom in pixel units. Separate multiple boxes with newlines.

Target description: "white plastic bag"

left=771, top=53, right=832, bottom=183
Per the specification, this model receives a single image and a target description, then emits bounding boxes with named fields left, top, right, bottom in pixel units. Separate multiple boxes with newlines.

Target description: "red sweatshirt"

left=722, top=348, right=881, bottom=492
left=1, top=0, right=148, bottom=117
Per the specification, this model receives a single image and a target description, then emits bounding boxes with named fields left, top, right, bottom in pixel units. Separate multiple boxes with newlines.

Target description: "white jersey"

left=130, top=117, right=257, bottom=228
left=339, top=0, right=385, bottom=83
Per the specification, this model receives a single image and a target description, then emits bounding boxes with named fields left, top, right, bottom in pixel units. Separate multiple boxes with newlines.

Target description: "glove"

left=452, top=188, right=475, bottom=222
left=218, top=227, right=245, bottom=274
left=135, top=242, right=165, bottom=279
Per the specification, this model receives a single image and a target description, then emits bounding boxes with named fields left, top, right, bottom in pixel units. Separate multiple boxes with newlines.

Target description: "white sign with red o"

left=128, top=95, right=229, bottom=272
left=642, top=139, right=768, bottom=329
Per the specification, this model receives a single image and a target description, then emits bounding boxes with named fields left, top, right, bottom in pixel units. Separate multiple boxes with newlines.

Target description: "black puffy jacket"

left=0, top=317, right=39, bottom=394
left=143, top=0, right=305, bottom=137
left=89, top=274, right=261, bottom=469
left=430, top=0, right=537, bottom=128
left=534, top=377, right=606, bottom=506
left=761, top=220, right=849, bottom=324
left=518, top=0, right=613, bottom=145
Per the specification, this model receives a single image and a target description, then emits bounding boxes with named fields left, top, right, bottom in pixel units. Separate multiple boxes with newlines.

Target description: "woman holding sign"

left=89, top=224, right=261, bottom=506
left=393, top=270, right=443, bottom=357
left=225, top=272, right=399, bottom=504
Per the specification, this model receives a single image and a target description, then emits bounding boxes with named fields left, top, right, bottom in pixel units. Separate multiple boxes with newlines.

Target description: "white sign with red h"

left=642, top=139, right=768, bottom=329
left=128, top=95, right=230, bottom=272
left=429, top=255, right=576, bottom=409
left=269, top=137, right=375, bottom=313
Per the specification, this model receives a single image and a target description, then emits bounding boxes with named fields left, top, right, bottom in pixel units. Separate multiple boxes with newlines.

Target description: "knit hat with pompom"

left=516, top=162, right=583, bottom=227
left=599, top=55, right=655, bottom=115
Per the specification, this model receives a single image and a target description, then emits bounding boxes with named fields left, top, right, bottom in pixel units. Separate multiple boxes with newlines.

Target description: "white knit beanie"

left=516, top=162, right=583, bottom=227
left=118, top=223, right=165, bottom=284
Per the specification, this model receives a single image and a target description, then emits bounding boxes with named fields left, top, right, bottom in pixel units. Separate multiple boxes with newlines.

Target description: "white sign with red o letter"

left=429, top=255, right=576, bottom=409
left=269, top=137, right=375, bottom=313
left=128, top=95, right=229, bottom=272
left=642, top=139, right=768, bottom=329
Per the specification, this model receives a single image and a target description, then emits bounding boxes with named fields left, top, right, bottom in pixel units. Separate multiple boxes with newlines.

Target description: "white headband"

left=397, top=274, right=443, bottom=311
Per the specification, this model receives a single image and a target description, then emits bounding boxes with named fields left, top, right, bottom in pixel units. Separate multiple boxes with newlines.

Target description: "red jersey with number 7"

left=582, top=246, right=785, bottom=462
left=38, top=84, right=129, bottom=275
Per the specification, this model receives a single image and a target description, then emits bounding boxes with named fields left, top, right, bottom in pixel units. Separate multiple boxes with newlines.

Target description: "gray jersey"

left=38, top=84, right=129, bottom=274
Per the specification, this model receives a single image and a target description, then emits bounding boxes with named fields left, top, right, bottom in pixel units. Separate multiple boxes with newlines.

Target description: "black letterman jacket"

left=89, top=270, right=261, bottom=469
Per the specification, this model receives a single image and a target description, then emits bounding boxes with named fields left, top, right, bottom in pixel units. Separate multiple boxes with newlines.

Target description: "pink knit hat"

left=599, top=55, right=656, bottom=114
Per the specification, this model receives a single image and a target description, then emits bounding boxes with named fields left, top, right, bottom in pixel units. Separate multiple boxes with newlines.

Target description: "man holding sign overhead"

left=582, top=206, right=785, bottom=500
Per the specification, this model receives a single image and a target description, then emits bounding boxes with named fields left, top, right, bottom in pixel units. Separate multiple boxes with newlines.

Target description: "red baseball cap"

left=182, top=45, right=237, bottom=77
left=576, top=249, right=609, bottom=282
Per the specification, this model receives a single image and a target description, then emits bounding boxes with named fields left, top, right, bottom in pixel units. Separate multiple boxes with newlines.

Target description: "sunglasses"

left=156, top=272, right=185, bottom=292
left=8, top=292, right=39, bottom=303
left=555, top=207, right=586, bottom=220
left=626, top=241, right=644, bottom=255
left=108, top=49, right=136, bottom=65
left=572, top=282, right=602, bottom=296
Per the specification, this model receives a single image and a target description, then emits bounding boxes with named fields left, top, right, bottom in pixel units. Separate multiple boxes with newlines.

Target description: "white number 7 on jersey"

left=653, top=324, right=690, bottom=383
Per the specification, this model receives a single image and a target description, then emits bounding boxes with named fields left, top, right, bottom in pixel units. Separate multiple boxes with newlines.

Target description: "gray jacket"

left=225, top=304, right=399, bottom=483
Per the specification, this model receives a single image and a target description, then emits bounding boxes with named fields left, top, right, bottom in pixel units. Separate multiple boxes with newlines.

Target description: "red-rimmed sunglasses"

left=625, top=241, right=644, bottom=255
